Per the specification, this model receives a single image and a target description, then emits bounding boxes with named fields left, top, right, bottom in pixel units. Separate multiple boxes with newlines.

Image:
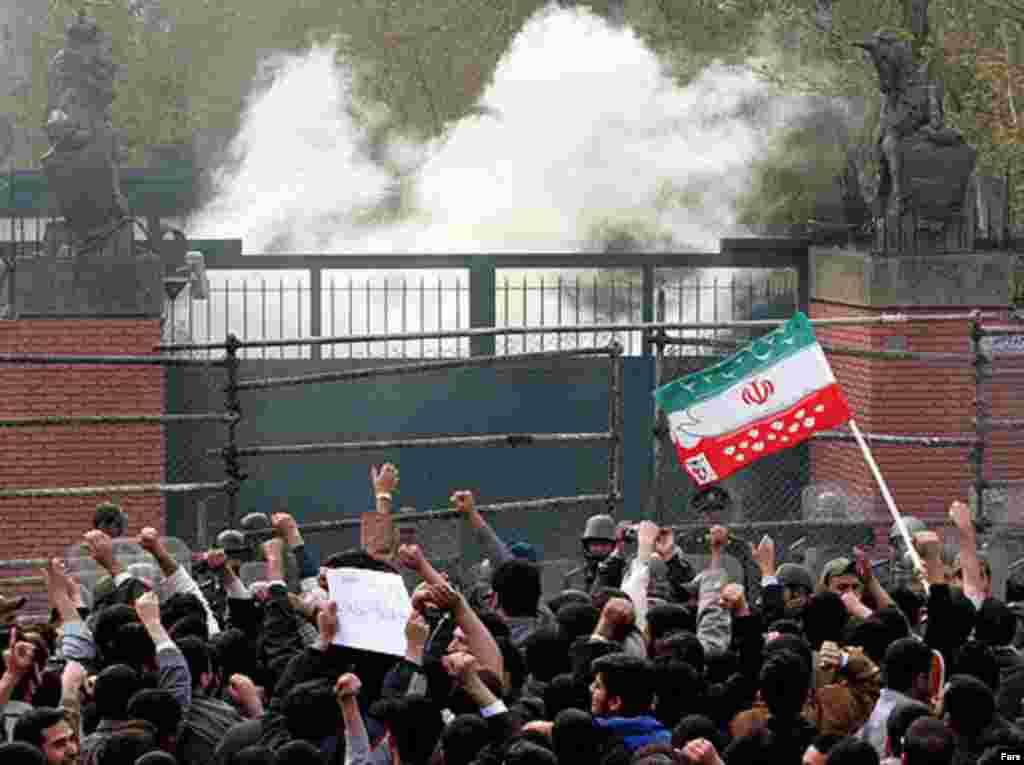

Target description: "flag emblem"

left=654, top=312, right=852, bottom=486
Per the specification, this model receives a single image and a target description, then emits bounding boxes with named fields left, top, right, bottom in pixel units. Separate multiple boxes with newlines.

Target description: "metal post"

left=469, top=257, right=496, bottom=356
left=641, top=265, right=655, bottom=356
left=607, top=341, right=623, bottom=516
left=310, top=266, right=322, bottom=362
left=653, top=289, right=671, bottom=523
left=223, top=333, right=244, bottom=530
left=971, top=317, right=989, bottom=527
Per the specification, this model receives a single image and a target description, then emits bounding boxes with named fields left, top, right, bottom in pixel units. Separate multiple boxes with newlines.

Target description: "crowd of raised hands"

left=0, top=463, right=1020, bottom=765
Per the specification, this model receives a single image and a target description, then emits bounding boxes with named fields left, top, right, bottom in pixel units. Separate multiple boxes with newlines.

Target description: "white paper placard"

left=325, top=567, right=413, bottom=656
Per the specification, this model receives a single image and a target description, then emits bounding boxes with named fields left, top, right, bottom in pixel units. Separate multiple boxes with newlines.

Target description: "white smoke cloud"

left=186, top=4, right=818, bottom=255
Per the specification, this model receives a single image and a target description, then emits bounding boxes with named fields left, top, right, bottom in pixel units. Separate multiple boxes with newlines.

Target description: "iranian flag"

left=654, top=312, right=852, bottom=487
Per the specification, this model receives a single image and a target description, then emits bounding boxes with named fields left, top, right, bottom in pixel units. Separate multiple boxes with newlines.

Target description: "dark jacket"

left=993, top=646, right=1024, bottom=722
left=80, top=718, right=158, bottom=765
left=177, top=693, right=245, bottom=765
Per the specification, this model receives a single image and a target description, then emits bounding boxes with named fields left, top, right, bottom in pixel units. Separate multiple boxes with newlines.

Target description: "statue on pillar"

left=853, top=0, right=977, bottom=252
left=40, top=11, right=131, bottom=256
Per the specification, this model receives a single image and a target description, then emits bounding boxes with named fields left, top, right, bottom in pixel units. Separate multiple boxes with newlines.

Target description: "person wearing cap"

left=820, top=557, right=866, bottom=597
left=871, top=516, right=928, bottom=592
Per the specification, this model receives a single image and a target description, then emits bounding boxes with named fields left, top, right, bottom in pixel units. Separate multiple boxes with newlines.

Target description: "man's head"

left=941, top=674, right=996, bottom=740
left=803, top=734, right=844, bottom=765
left=491, top=559, right=542, bottom=619
left=885, top=702, right=932, bottom=758
left=177, top=635, right=215, bottom=691
left=901, top=716, right=955, bottom=765
left=973, top=598, right=1014, bottom=647
left=581, top=514, right=616, bottom=563
left=589, top=653, right=654, bottom=718
left=759, top=648, right=810, bottom=719
left=93, top=663, right=142, bottom=721
left=820, top=557, right=864, bottom=597
left=952, top=554, right=992, bottom=596
left=882, top=638, right=933, bottom=702
left=824, top=738, right=880, bottom=765
left=93, top=501, right=127, bottom=538
left=777, top=564, right=815, bottom=618
left=126, top=689, right=182, bottom=753
left=12, top=707, right=77, bottom=765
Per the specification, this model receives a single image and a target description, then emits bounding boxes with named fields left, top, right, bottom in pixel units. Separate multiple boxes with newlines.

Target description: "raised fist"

left=949, top=501, right=972, bottom=532
left=371, top=463, right=399, bottom=494
left=451, top=491, right=475, bottom=515
left=750, top=535, right=775, bottom=575
left=442, top=651, right=480, bottom=683
left=271, top=512, right=299, bottom=539
left=335, top=672, right=362, bottom=700
left=405, top=610, right=430, bottom=647
left=137, top=527, right=161, bottom=554
left=134, top=590, right=160, bottom=624
left=600, top=597, right=635, bottom=628
left=718, top=583, right=746, bottom=613
left=83, top=530, right=115, bottom=570
left=397, top=544, right=425, bottom=571
left=709, top=525, right=729, bottom=550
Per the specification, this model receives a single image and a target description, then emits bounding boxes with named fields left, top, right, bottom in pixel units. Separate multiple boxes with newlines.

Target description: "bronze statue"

left=853, top=28, right=973, bottom=219
left=40, top=11, right=129, bottom=253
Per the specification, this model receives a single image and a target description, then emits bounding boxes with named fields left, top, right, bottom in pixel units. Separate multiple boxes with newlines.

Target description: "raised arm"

left=140, top=527, right=221, bottom=636
left=454, top=490, right=512, bottom=567
left=426, top=582, right=504, bottom=679
left=949, top=500, right=985, bottom=605
left=135, top=590, right=192, bottom=710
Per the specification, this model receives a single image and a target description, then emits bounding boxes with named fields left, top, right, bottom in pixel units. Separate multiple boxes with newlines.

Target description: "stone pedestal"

left=810, top=246, right=1018, bottom=547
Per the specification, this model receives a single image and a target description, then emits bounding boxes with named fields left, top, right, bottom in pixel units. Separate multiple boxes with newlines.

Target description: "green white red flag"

left=653, top=312, right=852, bottom=487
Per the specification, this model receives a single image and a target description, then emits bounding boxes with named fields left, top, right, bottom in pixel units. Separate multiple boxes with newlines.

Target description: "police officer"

left=563, top=514, right=628, bottom=593
left=876, top=516, right=928, bottom=591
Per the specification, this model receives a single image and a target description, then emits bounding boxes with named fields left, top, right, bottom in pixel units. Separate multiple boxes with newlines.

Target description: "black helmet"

left=582, top=514, right=616, bottom=543
left=215, top=529, right=246, bottom=552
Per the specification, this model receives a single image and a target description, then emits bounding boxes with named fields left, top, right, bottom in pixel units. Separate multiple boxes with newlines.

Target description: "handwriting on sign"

left=326, top=568, right=413, bottom=656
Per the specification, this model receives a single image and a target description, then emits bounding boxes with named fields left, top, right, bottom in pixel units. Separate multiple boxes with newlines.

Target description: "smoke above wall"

left=186, top=3, right=842, bottom=255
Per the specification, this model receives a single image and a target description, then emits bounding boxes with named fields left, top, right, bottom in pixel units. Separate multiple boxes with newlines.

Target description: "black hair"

left=0, top=742, right=47, bottom=765
left=106, top=622, right=156, bottom=670
left=651, top=659, right=705, bottom=729
left=95, top=664, right=143, bottom=721
left=882, top=638, right=933, bottom=694
left=160, top=593, right=206, bottom=630
left=524, top=627, right=570, bottom=682
left=885, top=703, right=932, bottom=757
left=759, top=649, right=809, bottom=719
left=722, top=729, right=775, bottom=765
left=369, top=695, right=444, bottom=765
left=810, top=733, right=845, bottom=757
left=96, top=731, right=157, bottom=765
left=478, top=610, right=512, bottom=642
left=548, top=590, right=592, bottom=614
left=276, top=739, right=326, bottom=765
left=845, top=618, right=897, bottom=667
left=824, top=737, right=880, bottom=765
left=283, top=679, right=339, bottom=742
left=11, top=707, right=67, bottom=750
left=126, top=688, right=183, bottom=740
left=873, top=606, right=911, bottom=643
left=211, top=628, right=257, bottom=682
left=955, top=639, right=1001, bottom=692
left=903, top=717, right=955, bottom=765
left=552, top=708, right=602, bottom=765
left=766, top=618, right=803, bottom=636
left=671, top=714, right=724, bottom=751
left=544, top=673, right=591, bottom=719
left=943, top=674, right=996, bottom=740
left=802, top=591, right=849, bottom=651
left=556, top=603, right=601, bottom=644
left=591, top=588, right=631, bottom=612
left=441, top=714, right=491, bottom=765
left=322, top=549, right=399, bottom=574
left=763, top=633, right=813, bottom=680
left=505, top=740, right=558, bottom=765
left=975, top=598, right=1017, bottom=647
left=592, top=653, right=655, bottom=718
left=651, top=631, right=704, bottom=676
left=169, top=614, right=209, bottom=644
left=889, top=587, right=925, bottom=627
left=229, top=746, right=277, bottom=765
left=491, top=559, right=542, bottom=618
left=647, top=605, right=696, bottom=644
left=177, top=635, right=213, bottom=690
left=93, top=604, right=140, bottom=658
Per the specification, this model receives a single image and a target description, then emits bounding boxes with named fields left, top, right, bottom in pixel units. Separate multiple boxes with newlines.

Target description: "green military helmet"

left=889, top=516, right=927, bottom=549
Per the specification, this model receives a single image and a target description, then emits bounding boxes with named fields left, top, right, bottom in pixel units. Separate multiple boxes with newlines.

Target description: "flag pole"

left=847, top=419, right=931, bottom=594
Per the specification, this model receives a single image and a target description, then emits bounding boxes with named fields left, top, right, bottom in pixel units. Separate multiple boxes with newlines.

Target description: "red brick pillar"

left=809, top=247, right=1015, bottom=552
left=0, top=319, right=165, bottom=565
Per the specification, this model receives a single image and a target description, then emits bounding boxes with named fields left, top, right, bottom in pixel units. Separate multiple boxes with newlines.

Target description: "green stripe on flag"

left=654, top=312, right=818, bottom=412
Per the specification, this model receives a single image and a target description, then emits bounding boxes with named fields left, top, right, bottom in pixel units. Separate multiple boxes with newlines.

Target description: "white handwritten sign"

left=325, top=567, right=413, bottom=656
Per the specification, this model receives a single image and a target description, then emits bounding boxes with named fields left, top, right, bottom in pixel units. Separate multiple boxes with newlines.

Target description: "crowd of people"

left=0, top=462, right=1021, bottom=765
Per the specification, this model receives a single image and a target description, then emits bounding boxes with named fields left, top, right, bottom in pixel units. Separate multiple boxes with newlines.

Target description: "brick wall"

left=810, top=301, right=1024, bottom=551
left=0, top=319, right=165, bottom=571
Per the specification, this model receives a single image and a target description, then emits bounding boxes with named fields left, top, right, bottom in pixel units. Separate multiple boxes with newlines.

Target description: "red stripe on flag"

left=674, top=383, right=852, bottom=486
